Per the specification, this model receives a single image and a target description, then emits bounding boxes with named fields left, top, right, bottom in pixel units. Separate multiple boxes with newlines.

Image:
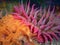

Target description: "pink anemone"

left=12, top=2, right=60, bottom=43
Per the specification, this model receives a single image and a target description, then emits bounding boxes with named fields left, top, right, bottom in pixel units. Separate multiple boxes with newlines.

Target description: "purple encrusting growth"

left=12, top=2, right=60, bottom=43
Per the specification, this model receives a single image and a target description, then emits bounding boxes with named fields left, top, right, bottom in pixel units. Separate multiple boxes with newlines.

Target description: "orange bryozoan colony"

left=0, top=15, right=35, bottom=45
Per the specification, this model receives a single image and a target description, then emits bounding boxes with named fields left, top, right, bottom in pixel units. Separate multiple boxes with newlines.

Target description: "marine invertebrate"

left=13, top=2, right=60, bottom=43
left=0, top=14, right=35, bottom=45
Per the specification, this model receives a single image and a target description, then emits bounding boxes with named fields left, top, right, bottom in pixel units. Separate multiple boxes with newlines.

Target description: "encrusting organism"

left=13, top=2, right=60, bottom=43
left=0, top=14, right=36, bottom=45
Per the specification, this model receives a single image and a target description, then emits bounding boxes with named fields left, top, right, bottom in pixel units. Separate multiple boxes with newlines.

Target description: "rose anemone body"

left=13, top=2, right=60, bottom=43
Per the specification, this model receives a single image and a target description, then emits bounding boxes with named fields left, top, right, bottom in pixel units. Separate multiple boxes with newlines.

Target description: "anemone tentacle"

left=13, top=2, right=60, bottom=43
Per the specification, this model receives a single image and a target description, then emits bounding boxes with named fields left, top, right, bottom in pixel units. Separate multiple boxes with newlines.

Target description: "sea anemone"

left=13, top=2, right=60, bottom=43
left=0, top=14, right=35, bottom=45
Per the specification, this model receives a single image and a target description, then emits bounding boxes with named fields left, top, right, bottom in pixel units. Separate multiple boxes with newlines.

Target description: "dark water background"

left=0, top=0, right=60, bottom=6
left=0, top=0, right=60, bottom=7
left=0, top=0, right=60, bottom=11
